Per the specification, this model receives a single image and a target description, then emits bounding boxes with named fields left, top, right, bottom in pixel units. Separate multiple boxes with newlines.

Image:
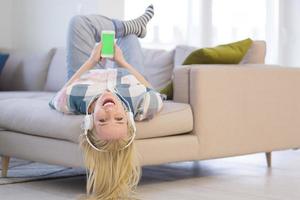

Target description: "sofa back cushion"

left=0, top=49, right=55, bottom=91
left=106, top=48, right=175, bottom=91
left=44, top=47, right=68, bottom=91
left=239, top=40, right=266, bottom=64
left=174, top=45, right=197, bottom=68
left=43, top=47, right=175, bottom=92
left=142, top=48, right=175, bottom=90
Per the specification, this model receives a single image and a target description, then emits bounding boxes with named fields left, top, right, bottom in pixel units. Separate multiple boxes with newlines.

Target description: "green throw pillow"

left=159, top=38, right=253, bottom=100
left=159, top=82, right=173, bottom=100
left=183, top=38, right=253, bottom=65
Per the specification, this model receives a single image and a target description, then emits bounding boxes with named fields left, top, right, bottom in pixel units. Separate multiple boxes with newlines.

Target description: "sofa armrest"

left=173, top=64, right=300, bottom=159
left=173, top=66, right=193, bottom=103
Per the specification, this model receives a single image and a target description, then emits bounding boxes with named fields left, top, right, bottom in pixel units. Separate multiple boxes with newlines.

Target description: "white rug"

left=0, top=158, right=86, bottom=185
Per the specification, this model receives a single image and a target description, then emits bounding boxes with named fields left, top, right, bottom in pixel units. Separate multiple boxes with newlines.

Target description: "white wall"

left=0, top=0, right=124, bottom=52
left=0, top=0, right=13, bottom=49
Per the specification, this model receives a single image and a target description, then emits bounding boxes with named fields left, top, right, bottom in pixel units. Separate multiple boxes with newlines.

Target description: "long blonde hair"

left=78, top=125, right=141, bottom=200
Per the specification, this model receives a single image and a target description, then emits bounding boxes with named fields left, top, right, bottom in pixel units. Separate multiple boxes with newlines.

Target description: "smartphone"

left=101, top=30, right=115, bottom=58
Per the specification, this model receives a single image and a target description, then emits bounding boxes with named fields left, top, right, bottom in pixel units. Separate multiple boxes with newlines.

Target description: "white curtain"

left=277, top=0, right=300, bottom=67
left=125, top=0, right=300, bottom=67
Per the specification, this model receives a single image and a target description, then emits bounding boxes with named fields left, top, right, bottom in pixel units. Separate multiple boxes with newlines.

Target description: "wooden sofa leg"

left=265, top=152, right=272, bottom=168
left=1, top=156, right=10, bottom=177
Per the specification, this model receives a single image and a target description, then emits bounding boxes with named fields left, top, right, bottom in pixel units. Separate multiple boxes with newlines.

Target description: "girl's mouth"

left=102, top=98, right=115, bottom=106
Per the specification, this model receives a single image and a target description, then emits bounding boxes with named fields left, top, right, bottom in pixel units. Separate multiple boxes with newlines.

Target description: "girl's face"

left=92, top=91, right=128, bottom=140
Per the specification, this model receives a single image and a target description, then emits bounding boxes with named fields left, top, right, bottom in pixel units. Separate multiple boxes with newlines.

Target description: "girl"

left=49, top=5, right=164, bottom=200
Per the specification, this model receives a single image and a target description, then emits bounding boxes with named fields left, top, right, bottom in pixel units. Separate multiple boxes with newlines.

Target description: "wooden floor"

left=0, top=150, right=299, bottom=200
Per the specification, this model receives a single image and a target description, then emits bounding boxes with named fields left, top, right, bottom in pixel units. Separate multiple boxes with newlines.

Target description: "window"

left=125, top=0, right=279, bottom=63
left=125, top=0, right=191, bottom=49
left=212, top=0, right=266, bottom=45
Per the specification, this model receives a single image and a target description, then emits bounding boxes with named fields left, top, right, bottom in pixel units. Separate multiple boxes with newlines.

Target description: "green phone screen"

left=102, top=32, right=114, bottom=56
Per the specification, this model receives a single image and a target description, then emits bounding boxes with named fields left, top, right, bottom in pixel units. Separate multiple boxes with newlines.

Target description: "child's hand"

left=113, top=44, right=127, bottom=67
left=88, top=42, right=106, bottom=66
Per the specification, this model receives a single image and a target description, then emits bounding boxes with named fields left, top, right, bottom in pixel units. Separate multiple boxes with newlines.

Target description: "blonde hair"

left=78, top=122, right=141, bottom=200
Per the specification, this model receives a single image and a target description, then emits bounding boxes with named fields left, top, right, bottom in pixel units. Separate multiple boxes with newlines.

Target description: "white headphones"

left=82, top=89, right=136, bottom=152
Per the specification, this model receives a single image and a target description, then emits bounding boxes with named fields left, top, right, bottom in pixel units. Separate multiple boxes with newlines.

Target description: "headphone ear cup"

left=84, top=115, right=94, bottom=130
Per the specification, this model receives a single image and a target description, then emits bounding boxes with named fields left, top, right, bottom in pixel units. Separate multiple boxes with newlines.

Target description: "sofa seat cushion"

left=0, top=91, right=54, bottom=100
left=0, top=93, right=193, bottom=143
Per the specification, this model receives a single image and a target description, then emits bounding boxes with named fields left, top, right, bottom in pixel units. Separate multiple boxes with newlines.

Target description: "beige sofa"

left=1, top=42, right=300, bottom=177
